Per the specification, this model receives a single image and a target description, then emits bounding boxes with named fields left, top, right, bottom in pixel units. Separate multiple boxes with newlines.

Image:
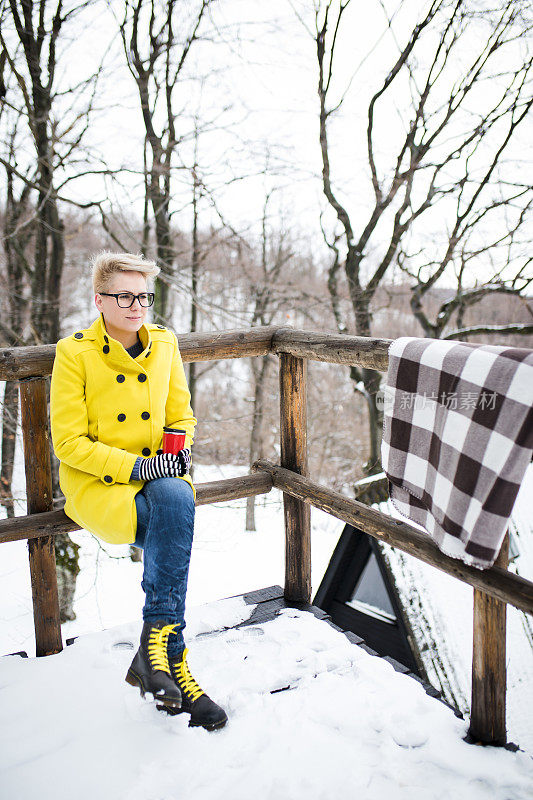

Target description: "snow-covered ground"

left=2, top=596, right=533, bottom=800
left=1, top=437, right=533, bottom=798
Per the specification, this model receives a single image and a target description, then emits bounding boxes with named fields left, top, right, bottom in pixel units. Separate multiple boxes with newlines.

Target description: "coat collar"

left=88, top=313, right=153, bottom=368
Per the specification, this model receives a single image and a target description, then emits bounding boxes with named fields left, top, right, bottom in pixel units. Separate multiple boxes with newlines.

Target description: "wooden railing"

left=1, top=325, right=532, bottom=748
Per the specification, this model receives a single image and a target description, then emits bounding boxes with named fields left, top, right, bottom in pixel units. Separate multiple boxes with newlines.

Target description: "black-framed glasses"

left=99, top=292, right=155, bottom=308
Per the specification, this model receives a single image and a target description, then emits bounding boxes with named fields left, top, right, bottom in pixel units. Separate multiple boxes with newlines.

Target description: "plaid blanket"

left=381, top=337, right=533, bottom=570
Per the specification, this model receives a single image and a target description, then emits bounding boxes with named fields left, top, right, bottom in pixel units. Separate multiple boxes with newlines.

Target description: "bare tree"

left=119, top=0, right=215, bottom=322
left=243, top=191, right=297, bottom=530
left=2, top=0, right=69, bottom=343
left=0, top=0, right=102, bottom=620
left=314, top=0, right=533, bottom=474
left=0, top=102, right=33, bottom=516
left=400, top=207, right=533, bottom=340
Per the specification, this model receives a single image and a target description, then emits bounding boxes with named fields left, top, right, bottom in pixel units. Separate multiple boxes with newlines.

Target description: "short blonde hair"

left=91, top=251, right=161, bottom=294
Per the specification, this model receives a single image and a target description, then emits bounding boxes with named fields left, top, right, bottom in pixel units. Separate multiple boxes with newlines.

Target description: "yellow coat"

left=50, top=313, right=197, bottom=545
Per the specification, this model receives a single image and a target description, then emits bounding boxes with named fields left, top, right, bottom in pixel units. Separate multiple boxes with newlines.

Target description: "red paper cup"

left=162, top=427, right=186, bottom=455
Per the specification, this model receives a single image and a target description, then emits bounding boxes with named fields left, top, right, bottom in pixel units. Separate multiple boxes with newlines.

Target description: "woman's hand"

left=176, top=448, right=191, bottom=476
left=138, top=453, right=180, bottom=481
left=138, top=450, right=191, bottom=481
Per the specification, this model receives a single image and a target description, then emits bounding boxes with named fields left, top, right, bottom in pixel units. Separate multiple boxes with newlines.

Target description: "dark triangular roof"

left=313, top=524, right=428, bottom=682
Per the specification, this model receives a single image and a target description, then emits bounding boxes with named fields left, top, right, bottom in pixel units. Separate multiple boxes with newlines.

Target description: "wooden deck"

left=3, top=583, right=457, bottom=716
left=183, top=584, right=459, bottom=712
left=6, top=581, right=525, bottom=749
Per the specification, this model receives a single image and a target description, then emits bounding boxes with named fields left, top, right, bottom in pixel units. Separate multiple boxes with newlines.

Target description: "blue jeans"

left=133, top=477, right=195, bottom=659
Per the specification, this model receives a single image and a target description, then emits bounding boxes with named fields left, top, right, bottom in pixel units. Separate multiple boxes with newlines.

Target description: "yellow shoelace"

left=172, top=647, right=205, bottom=702
left=147, top=623, right=178, bottom=675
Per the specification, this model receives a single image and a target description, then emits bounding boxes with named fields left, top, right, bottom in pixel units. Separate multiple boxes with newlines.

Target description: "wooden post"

left=469, top=531, right=509, bottom=745
left=279, top=353, right=311, bottom=603
left=19, top=378, right=62, bottom=657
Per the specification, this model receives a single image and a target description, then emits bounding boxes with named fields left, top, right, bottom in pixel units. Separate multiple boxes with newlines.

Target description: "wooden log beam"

left=469, top=533, right=509, bottom=745
left=177, top=326, right=279, bottom=362
left=272, top=328, right=392, bottom=371
left=195, top=472, right=273, bottom=505
left=279, top=353, right=311, bottom=603
left=3, top=326, right=496, bottom=381
left=19, top=378, right=63, bottom=657
left=0, top=472, right=273, bottom=544
left=0, top=326, right=397, bottom=380
left=0, top=326, right=281, bottom=380
left=0, top=509, right=77, bottom=544
left=252, top=460, right=533, bottom=616
left=0, top=344, right=55, bottom=381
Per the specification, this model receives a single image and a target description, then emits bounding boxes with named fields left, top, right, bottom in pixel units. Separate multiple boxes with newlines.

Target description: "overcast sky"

left=4, top=0, right=532, bottom=287
left=45, top=1, right=428, bottom=236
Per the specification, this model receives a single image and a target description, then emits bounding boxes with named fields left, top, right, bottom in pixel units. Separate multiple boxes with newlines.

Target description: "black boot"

left=125, top=620, right=182, bottom=709
left=158, top=647, right=228, bottom=731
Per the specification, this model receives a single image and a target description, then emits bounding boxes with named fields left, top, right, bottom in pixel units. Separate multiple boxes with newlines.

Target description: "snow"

left=378, top=465, right=533, bottom=755
left=355, top=470, right=387, bottom=486
left=2, top=601, right=533, bottom=800
left=1, top=435, right=533, bottom=798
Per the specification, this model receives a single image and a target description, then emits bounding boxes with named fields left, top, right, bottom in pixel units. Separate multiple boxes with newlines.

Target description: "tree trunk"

left=153, top=199, right=172, bottom=322
left=148, top=141, right=173, bottom=323
left=246, top=355, right=271, bottom=531
left=32, top=81, right=77, bottom=622
left=1, top=163, right=31, bottom=518
left=0, top=382, right=18, bottom=518
left=188, top=161, right=200, bottom=483
left=129, top=546, right=143, bottom=563
left=47, top=379, right=79, bottom=620
left=361, top=366, right=383, bottom=475
left=349, top=272, right=384, bottom=475
left=54, top=533, right=80, bottom=622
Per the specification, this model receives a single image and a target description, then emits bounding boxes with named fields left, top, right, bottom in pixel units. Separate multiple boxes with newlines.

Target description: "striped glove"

left=134, top=449, right=192, bottom=482
left=176, top=448, right=191, bottom=476
left=138, top=453, right=181, bottom=481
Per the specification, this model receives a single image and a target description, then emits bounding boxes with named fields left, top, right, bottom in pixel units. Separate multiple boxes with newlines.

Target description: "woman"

left=50, top=251, right=227, bottom=731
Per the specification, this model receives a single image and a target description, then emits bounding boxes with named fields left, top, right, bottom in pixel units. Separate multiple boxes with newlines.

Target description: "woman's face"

left=94, top=271, right=150, bottom=336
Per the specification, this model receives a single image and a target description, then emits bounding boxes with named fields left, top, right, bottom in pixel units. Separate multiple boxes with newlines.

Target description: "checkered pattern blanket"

left=381, top=337, right=533, bottom=570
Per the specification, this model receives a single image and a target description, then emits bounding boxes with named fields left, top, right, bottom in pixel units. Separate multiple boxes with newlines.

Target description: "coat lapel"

left=89, top=313, right=153, bottom=370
